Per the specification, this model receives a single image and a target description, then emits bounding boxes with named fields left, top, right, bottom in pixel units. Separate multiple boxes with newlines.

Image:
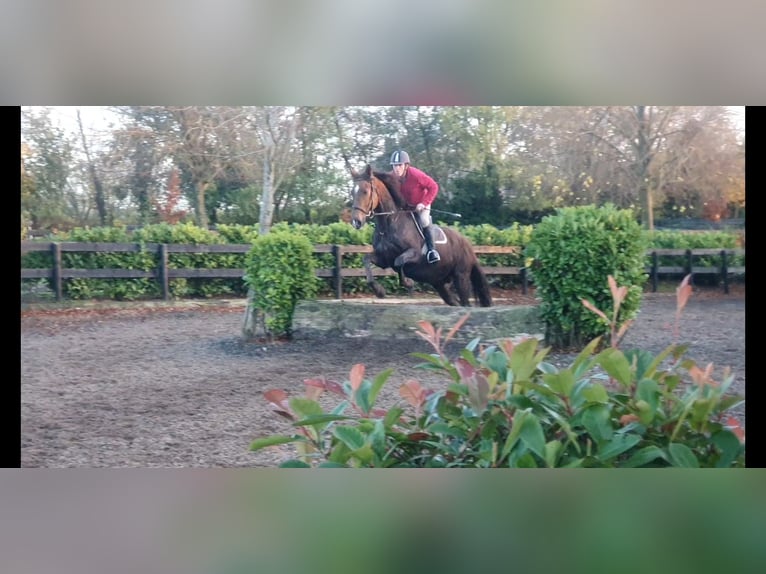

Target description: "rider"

left=389, top=150, right=441, bottom=263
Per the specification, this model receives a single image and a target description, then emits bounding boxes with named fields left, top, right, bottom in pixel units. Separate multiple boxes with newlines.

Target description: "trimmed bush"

left=244, top=231, right=319, bottom=338
left=525, top=205, right=648, bottom=348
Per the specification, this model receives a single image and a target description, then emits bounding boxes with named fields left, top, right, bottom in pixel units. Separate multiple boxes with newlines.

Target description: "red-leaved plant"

left=251, top=275, right=744, bottom=467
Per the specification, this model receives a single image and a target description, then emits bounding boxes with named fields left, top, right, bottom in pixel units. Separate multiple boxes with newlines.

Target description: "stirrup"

left=426, top=249, right=440, bottom=264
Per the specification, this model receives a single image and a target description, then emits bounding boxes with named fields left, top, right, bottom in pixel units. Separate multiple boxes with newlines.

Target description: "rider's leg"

left=418, top=208, right=440, bottom=264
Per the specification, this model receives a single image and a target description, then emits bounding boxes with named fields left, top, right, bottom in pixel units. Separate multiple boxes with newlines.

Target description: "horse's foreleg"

left=364, top=254, right=387, bottom=298
left=393, top=248, right=421, bottom=269
left=399, top=270, right=415, bottom=296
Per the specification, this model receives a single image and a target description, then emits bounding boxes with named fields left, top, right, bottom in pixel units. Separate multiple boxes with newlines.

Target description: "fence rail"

left=21, top=242, right=744, bottom=301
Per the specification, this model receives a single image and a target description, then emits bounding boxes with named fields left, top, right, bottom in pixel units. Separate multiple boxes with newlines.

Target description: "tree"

left=21, top=107, right=77, bottom=230
left=250, top=106, right=301, bottom=234
left=76, top=108, right=109, bottom=226
left=153, top=168, right=188, bottom=224
left=115, top=106, right=252, bottom=229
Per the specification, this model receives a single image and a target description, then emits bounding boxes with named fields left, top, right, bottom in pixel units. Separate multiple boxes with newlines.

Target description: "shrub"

left=57, top=226, right=157, bottom=300
left=135, top=222, right=248, bottom=298
left=251, top=275, right=744, bottom=468
left=244, top=231, right=319, bottom=338
left=525, top=204, right=648, bottom=348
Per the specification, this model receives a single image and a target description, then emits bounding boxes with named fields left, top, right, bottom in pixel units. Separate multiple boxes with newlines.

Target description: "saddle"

left=429, top=225, right=448, bottom=244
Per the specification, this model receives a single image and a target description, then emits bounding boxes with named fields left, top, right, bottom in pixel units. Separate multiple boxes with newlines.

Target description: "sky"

left=45, top=105, right=747, bottom=132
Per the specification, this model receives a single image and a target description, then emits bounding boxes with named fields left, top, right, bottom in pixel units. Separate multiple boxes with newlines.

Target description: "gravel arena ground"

left=20, top=285, right=745, bottom=467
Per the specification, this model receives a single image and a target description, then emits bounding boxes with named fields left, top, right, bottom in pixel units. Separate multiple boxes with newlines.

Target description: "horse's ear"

left=364, top=164, right=372, bottom=178
left=349, top=166, right=358, bottom=178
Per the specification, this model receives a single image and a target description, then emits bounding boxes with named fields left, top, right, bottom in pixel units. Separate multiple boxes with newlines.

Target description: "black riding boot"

left=423, top=226, right=441, bottom=263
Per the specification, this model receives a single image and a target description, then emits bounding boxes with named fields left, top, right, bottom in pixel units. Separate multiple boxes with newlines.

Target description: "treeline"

left=21, top=106, right=745, bottom=236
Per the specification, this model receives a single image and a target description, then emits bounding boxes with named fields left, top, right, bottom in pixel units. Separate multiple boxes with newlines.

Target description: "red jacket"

left=399, top=166, right=439, bottom=207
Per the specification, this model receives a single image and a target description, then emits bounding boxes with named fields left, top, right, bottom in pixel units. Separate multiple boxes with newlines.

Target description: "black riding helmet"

left=390, top=150, right=410, bottom=165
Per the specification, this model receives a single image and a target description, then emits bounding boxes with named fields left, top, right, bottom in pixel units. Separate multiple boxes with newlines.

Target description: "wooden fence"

left=21, top=242, right=744, bottom=302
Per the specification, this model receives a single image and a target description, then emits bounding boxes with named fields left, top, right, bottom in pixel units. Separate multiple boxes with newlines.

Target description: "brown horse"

left=349, top=164, right=492, bottom=307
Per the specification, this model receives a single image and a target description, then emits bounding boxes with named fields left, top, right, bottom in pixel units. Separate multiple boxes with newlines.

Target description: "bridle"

left=352, top=177, right=390, bottom=220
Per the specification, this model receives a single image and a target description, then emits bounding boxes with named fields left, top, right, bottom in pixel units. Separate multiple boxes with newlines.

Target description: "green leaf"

left=544, top=440, right=563, bottom=468
left=501, top=409, right=529, bottom=458
left=355, top=379, right=372, bottom=414
left=368, top=419, right=387, bottom=457
left=369, top=368, right=393, bottom=407
left=635, top=378, right=660, bottom=424
left=317, top=461, right=348, bottom=468
left=581, top=404, right=613, bottom=442
left=537, top=361, right=559, bottom=375
left=519, top=414, right=546, bottom=460
left=541, top=405, right=581, bottom=455
left=293, top=414, right=351, bottom=427
left=279, top=460, right=312, bottom=468
left=465, top=337, right=482, bottom=352
left=427, top=422, right=466, bottom=437
left=250, top=435, right=302, bottom=451
left=571, top=337, right=601, bottom=376
left=410, top=353, right=447, bottom=368
left=667, top=443, right=700, bottom=467
left=383, top=406, right=404, bottom=429
left=597, top=434, right=641, bottom=462
left=351, top=444, right=375, bottom=465
left=581, top=382, right=609, bottom=404
left=712, top=430, right=744, bottom=468
left=543, top=369, right=575, bottom=397
left=446, top=383, right=469, bottom=396
left=333, top=425, right=367, bottom=451
left=509, top=338, right=541, bottom=382
left=716, top=394, right=745, bottom=413
left=622, top=445, right=667, bottom=468
left=513, top=451, right=539, bottom=468
left=636, top=378, right=659, bottom=405
left=289, top=397, right=324, bottom=420
left=328, top=442, right=352, bottom=465
left=513, top=379, right=558, bottom=398
left=623, top=349, right=655, bottom=380
left=596, top=348, right=632, bottom=387
left=467, top=372, right=490, bottom=413
left=485, top=349, right=509, bottom=380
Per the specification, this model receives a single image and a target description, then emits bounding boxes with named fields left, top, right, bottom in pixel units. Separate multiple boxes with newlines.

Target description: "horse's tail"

left=470, top=263, right=493, bottom=307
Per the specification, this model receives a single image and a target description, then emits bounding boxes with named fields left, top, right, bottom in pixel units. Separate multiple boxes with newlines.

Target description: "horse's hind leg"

left=453, top=271, right=473, bottom=306
left=434, top=282, right=459, bottom=306
left=364, top=254, right=387, bottom=298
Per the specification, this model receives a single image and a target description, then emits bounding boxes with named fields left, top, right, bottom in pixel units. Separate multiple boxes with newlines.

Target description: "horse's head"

left=349, top=164, right=380, bottom=230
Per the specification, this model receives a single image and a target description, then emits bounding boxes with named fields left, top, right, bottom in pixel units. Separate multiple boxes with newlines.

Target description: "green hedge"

left=21, top=222, right=743, bottom=301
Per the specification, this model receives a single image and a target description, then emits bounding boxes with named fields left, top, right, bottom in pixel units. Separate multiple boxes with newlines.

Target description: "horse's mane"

left=372, top=169, right=407, bottom=208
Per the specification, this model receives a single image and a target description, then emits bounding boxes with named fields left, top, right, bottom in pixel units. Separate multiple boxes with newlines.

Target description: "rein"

left=353, top=177, right=417, bottom=218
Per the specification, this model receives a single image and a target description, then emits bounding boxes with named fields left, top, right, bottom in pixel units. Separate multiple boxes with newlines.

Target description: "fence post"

left=332, top=244, right=343, bottom=300
left=721, top=250, right=729, bottom=294
left=520, top=266, right=528, bottom=295
left=651, top=251, right=658, bottom=292
left=685, top=249, right=694, bottom=286
left=159, top=244, right=169, bottom=300
left=52, top=242, right=62, bottom=301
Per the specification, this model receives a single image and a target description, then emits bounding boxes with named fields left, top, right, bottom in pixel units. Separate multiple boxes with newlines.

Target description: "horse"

left=349, top=164, right=493, bottom=307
